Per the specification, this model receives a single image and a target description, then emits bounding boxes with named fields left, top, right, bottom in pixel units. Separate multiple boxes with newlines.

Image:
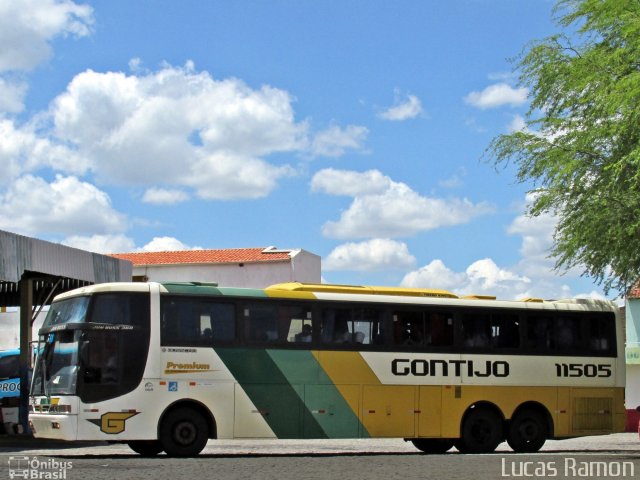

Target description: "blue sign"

left=168, top=381, right=178, bottom=392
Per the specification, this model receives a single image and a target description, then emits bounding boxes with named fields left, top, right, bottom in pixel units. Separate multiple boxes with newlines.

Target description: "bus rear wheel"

left=457, top=408, right=503, bottom=454
left=507, top=409, right=547, bottom=453
left=411, top=439, right=454, bottom=454
left=127, top=440, right=164, bottom=456
left=159, top=407, right=209, bottom=457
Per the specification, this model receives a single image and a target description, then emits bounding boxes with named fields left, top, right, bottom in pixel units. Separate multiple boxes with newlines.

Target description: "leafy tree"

left=487, top=0, right=640, bottom=294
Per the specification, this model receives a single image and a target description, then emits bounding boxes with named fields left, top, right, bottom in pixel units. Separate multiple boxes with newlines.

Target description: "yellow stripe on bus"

left=312, top=351, right=383, bottom=436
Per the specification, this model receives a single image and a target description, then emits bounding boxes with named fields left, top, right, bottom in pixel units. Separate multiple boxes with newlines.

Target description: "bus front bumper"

left=29, top=413, right=78, bottom=441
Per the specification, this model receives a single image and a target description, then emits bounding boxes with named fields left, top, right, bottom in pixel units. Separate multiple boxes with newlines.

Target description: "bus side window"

left=552, top=316, right=582, bottom=352
left=526, top=316, right=552, bottom=350
left=285, top=307, right=312, bottom=343
left=353, top=308, right=384, bottom=345
left=161, top=300, right=198, bottom=345
left=202, top=302, right=235, bottom=343
left=462, top=313, right=491, bottom=348
left=392, top=311, right=424, bottom=347
left=427, top=312, right=453, bottom=346
left=245, top=304, right=279, bottom=343
left=320, top=308, right=352, bottom=344
left=491, top=313, right=520, bottom=348
left=588, top=315, right=614, bottom=354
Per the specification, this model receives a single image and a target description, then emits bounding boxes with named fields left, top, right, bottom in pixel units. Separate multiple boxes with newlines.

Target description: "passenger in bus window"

left=295, top=324, right=312, bottom=343
left=463, top=316, right=490, bottom=348
left=555, top=318, right=574, bottom=349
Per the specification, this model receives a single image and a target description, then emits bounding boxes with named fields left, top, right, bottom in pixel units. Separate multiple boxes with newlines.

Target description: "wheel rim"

left=471, top=418, right=494, bottom=445
left=518, top=418, right=539, bottom=443
left=174, top=420, right=197, bottom=446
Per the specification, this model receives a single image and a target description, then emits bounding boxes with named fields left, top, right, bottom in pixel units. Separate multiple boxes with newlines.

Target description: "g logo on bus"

left=88, top=412, right=138, bottom=434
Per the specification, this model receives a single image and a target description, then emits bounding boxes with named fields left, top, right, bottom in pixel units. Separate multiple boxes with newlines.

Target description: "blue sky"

left=0, top=0, right=610, bottom=300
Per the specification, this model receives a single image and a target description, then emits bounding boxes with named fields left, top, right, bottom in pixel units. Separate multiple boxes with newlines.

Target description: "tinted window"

left=321, top=307, right=385, bottom=346
left=462, top=313, right=491, bottom=348
left=79, top=292, right=150, bottom=403
left=462, top=312, right=520, bottom=349
left=0, top=354, right=19, bottom=379
left=526, top=313, right=589, bottom=354
left=92, top=293, right=148, bottom=326
left=161, top=297, right=236, bottom=346
left=491, top=313, right=520, bottom=348
left=588, top=315, right=615, bottom=355
left=392, top=310, right=453, bottom=348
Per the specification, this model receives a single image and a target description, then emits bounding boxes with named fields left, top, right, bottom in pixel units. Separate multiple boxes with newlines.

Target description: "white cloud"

left=63, top=234, right=136, bottom=253
left=0, top=77, right=28, bottom=113
left=324, top=239, right=416, bottom=271
left=401, top=258, right=531, bottom=299
left=401, top=259, right=469, bottom=292
left=465, top=83, right=528, bottom=109
left=0, top=118, right=82, bottom=184
left=317, top=169, right=494, bottom=239
left=0, top=0, right=93, bottom=72
left=508, top=114, right=528, bottom=132
left=310, top=124, right=368, bottom=158
left=438, top=167, right=467, bottom=189
left=48, top=64, right=307, bottom=198
left=140, top=236, right=202, bottom=252
left=465, top=258, right=530, bottom=292
left=62, top=234, right=203, bottom=254
left=186, top=152, right=295, bottom=200
left=378, top=93, right=423, bottom=121
left=398, top=194, right=605, bottom=300
left=142, top=187, right=189, bottom=205
left=311, top=168, right=392, bottom=196
left=0, top=174, right=127, bottom=236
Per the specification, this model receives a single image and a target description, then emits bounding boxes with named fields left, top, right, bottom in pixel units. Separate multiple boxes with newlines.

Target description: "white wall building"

left=110, top=246, right=321, bottom=288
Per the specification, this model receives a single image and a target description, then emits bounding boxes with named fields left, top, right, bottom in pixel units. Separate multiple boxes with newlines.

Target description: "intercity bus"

left=0, top=349, right=20, bottom=401
left=29, top=282, right=625, bottom=456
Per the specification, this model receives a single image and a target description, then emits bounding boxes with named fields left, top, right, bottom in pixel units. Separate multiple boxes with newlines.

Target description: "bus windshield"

left=32, top=292, right=151, bottom=402
left=42, top=296, right=90, bottom=328
left=31, top=331, right=80, bottom=396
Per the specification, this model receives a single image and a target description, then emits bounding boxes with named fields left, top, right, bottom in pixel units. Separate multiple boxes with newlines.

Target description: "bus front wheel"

left=411, top=439, right=454, bottom=454
left=456, top=408, right=503, bottom=454
left=127, top=440, right=164, bottom=456
left=159, top=407, right=209, bottom=457
left=507, top=409, right=547, bottom=453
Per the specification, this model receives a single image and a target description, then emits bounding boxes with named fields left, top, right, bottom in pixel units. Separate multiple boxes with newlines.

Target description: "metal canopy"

left=1, top=229, right=132, bottom=307
left=0, top=229, right=132, bottom=434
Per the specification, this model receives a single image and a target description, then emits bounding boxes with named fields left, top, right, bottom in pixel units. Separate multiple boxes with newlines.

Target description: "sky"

left=0, top=0, right=613, bottom=301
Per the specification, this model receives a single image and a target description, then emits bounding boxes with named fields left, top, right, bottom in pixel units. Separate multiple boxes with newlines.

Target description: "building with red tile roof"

left=109, top=246, right=320, bottom=288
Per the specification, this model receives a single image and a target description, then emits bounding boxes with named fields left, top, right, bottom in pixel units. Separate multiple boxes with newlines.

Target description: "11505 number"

left=555, top=363, right=612, bottom=378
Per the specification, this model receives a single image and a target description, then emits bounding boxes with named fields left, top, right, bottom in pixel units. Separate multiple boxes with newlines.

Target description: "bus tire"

left=127, top=440, right=164, bottom=456
left=507, top=409, right=547, bottom=453
left=457, top=408, right=503, bottom=454
left=411, top=439, right=454, bottom=454
left=159, top=407, right=209, bottom=457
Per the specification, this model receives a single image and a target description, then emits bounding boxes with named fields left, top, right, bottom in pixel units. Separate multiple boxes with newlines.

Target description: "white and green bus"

left=29, top=281, right=625, bottom=456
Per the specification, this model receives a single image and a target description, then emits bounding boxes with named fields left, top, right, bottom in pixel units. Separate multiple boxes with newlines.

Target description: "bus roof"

left=265, top=282, right=459, bottom=299
left=50, top=281, right=618, bottom=313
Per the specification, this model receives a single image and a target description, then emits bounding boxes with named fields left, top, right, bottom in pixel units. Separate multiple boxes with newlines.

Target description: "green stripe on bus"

left=267, top=350, right=366, bottom=438
left=161, top=283, right=267, bottom=297
left=215, top=348, right=326, bottom=439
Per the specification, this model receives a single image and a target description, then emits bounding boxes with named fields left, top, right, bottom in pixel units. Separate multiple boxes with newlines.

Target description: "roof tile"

left=110, top=248, right=291, bottom=266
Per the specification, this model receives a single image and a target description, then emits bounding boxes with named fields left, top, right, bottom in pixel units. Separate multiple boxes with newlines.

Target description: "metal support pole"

left=18, top=276, right=33, bottom=435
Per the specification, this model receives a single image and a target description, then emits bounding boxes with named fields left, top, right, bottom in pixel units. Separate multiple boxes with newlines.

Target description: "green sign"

left=626, top=347, right=640, bottom=364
